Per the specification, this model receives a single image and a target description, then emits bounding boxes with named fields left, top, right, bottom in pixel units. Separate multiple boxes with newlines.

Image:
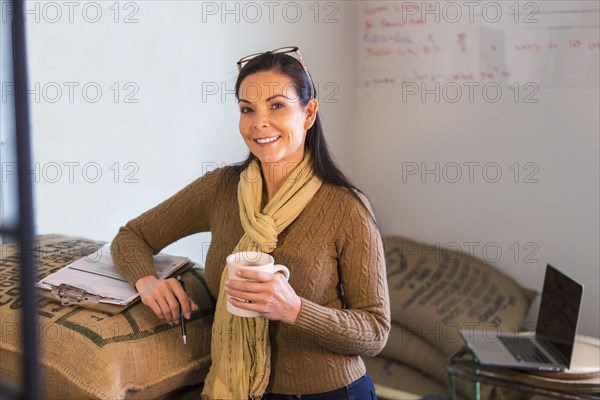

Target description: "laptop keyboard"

left=499, top=337, right=553, bottom=364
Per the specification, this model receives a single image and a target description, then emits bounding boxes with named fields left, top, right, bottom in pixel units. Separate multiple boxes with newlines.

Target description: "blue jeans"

left=262, top=372, right=377, bottom=400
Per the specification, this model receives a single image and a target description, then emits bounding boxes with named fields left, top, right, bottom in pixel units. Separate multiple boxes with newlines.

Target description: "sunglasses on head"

left=236, top=46, right=316, bottom=99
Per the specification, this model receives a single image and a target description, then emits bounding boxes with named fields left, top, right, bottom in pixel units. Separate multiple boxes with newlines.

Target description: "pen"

left=177, top=275, right=187, bottom=345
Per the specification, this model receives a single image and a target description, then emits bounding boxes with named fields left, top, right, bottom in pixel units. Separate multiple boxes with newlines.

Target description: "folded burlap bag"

left=380, top=236, right=538, bottom=399
left=381, top=322, right=481, bottom=398
left=363, top=355, right=447, bottom=397
left=0, top=235, right=214, bottom=399
left=380, top=323, right=445, bottom=380
left=384, top=236, right=536, bottom=357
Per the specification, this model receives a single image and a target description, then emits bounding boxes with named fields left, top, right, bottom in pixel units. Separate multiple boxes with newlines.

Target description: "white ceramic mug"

left=225, top=251, right=290, bottom=317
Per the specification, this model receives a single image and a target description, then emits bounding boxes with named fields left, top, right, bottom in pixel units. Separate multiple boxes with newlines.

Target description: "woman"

left=111, top=46, right=390, bottom=400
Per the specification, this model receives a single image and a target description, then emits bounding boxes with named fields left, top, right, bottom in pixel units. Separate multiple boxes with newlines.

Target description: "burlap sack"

left=365, top=354, right=531, bottom=400
left=385, top=236, right=536, bottom=357
left=381, top=322, right=480, bottom=398
left=363, top=356, right=448, bottom=397
left=381, top=323, right=446, bottom=381
left=0, top=235, right=214, bottom=399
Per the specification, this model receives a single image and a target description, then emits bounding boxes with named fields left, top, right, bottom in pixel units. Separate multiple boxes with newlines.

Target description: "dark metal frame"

left=0, top=1, right=40, bottom=399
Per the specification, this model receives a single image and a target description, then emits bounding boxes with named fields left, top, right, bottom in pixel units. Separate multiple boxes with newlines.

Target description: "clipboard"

left=35, top=243, right=194, bottom=315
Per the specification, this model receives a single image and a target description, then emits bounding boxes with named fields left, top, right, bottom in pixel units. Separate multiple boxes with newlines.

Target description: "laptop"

left=460, top=264, right=584, bottom=372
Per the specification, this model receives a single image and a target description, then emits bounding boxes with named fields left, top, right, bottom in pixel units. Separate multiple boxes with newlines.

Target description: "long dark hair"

left=233, top=51, right=358, bottom=192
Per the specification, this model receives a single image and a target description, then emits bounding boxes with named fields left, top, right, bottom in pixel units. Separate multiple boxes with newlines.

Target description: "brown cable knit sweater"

left=111, top=166, right=390, bottom=394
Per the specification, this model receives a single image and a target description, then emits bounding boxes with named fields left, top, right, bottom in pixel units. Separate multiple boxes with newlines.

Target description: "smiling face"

left=238, top=70, right=317, bottom=167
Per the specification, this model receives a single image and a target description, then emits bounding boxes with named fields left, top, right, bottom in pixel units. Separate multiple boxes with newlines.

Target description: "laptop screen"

left=536, top=264, right=584, bottom=365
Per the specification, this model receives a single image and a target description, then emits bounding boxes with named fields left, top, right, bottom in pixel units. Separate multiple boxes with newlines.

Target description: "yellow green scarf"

left=202, top=154, right=322, bottom=399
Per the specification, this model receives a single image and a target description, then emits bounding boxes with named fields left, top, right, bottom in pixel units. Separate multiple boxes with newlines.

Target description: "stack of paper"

left=36, top=243, right=191, bottom=307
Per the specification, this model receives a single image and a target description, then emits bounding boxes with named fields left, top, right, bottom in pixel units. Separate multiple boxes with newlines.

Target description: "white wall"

left=354, top=80, right=599, bottom=338
left=24, top=1, right=357, bottom=260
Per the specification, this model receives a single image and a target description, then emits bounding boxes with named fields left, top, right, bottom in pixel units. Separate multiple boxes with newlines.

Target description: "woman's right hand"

left=135, top=275, right=199, bottom=324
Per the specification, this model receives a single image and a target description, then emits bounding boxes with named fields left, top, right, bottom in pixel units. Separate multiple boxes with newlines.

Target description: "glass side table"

left=446, top=347, right=599, bottom=400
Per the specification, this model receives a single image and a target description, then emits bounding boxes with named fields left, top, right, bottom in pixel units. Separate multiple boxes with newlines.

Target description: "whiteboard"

left=358, top=1, right=600, bottom=86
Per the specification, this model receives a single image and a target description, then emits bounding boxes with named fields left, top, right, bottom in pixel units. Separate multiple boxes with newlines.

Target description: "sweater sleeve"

left=289, top=194, right=391, bottom=357
left=110, top=168, right=225, bottom=288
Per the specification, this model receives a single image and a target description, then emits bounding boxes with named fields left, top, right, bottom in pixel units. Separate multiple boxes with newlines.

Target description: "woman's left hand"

left=224, top=269, right=301, bottom=324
